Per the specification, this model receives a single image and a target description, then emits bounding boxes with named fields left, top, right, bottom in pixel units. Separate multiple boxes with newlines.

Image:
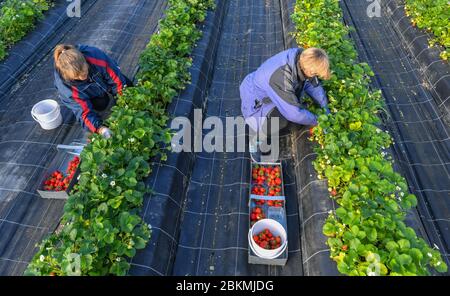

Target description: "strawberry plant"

left=405, top=0, right=449, bottom=61
left=25, top=0, right=215, bottom=276
left=292, top=0, right=447, bottom=275
left=0, top=0, right=50, bottom=61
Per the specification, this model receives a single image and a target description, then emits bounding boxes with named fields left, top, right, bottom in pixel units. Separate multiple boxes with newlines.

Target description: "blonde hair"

left=298, top=47, right=331, bottom=80
left=54, top=44, right=88, bottom=81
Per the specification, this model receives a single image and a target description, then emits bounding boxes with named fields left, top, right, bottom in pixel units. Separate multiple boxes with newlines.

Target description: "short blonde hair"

left=54, top=44, right=89, bottom=81
left=298, top=47, right=331, bottom=80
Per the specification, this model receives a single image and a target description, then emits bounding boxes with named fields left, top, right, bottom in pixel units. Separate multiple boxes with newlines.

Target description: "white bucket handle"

left=31, top=112, right=40, bottom=123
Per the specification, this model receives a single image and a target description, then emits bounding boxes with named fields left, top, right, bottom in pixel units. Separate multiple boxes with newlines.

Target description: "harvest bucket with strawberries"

left=248, top=219, right=287, bottom=259
left=248, top=161, right=288, bottom=265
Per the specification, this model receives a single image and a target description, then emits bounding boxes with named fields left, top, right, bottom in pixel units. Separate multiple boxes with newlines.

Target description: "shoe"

left=249, top=136, right=261, bottom=162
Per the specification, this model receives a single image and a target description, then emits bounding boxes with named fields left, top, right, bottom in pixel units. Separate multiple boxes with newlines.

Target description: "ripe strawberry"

left=342, top=245, right=348, bottom=251
left=254, top=207, right=262, bottom=214
left=251, top=213, right=256, bottom=221
left=275, top=178, right=282, bottom=185
left=253, top=235, right=259, bottom=242
left=275, top=236, right=281, bottom=243
left=331, top=189, right=337, bottom=196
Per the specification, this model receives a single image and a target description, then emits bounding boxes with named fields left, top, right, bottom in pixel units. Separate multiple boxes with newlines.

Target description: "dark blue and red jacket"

left=240, top=48, right=330, bottom=132
left=54, top=44, right=128, bottom=132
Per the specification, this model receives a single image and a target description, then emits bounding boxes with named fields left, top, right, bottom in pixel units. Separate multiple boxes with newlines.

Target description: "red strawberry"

left=331, top=189, right=337, bottom=196
left=275, top=178, right=282, bottom=185
left=259, top=241, right=268, bottom=248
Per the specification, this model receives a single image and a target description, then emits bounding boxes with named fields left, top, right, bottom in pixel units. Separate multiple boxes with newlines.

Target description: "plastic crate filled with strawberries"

left=249, top=163, right=286, bottom=227
left=42, top=155, right=80, bottom=192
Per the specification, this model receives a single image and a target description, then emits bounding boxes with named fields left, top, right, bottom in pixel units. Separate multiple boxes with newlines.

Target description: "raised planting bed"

left=292, top=0, right=448, bottom=275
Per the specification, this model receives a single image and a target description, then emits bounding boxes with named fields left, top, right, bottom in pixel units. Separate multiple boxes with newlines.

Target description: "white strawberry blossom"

left=110, top=181, right=116, bottom=187
left=39, top=255, right=45, bottom=262
left=102, top=173, right=107, bottom=179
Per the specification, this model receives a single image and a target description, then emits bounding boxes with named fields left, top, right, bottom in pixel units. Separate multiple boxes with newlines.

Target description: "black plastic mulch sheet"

left=0, top=0, right=167, bottom=275
left=341, top=0, right=450, bottom=271
left=131, top=0, right=339, bottom=276
left=384, top=0, right=450, bottom=128
left=168, top=0, right=302, bottom=276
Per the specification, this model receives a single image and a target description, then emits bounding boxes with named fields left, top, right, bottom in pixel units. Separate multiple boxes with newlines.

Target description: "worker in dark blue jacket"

left=53, top=44, right=133, bottom=138
left=240, top=47, right=331, bottom=135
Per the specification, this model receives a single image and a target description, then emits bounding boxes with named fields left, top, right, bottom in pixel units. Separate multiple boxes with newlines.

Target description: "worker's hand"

left=98, top=126, right=112, bottom=139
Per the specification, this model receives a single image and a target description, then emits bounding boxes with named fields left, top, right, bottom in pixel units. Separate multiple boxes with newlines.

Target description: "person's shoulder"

left=77, top=44, right=106, bottom=58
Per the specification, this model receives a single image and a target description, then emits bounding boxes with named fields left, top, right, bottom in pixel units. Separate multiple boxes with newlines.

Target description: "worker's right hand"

left=98, top=126, right=112, bottom=139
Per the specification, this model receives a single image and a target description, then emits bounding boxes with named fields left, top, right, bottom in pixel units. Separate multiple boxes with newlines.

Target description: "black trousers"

left=261, top=107, right=300, bottom=137
left=91, top=75, right=134, bottom=111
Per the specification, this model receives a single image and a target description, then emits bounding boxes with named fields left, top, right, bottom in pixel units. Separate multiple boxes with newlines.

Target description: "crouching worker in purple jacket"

left=240, top=47, right=331, bottom=160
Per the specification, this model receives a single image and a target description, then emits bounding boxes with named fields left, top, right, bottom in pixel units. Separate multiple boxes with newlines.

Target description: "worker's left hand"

left=98, top=126, right=112, bottom=139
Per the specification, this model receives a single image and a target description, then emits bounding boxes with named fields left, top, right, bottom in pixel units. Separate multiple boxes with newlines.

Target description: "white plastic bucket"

left=249, top=219, right=287, bottom=259
left=31, top=99, right=62, bottom=130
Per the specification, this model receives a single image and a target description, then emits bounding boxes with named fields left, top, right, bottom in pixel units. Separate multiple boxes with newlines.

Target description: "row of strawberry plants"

left=404, top=0, right=449, bottom=61
left=0, top=0, right=50, bottom=61
left=292, top=0, right=447, bottom=275
left=25, top=0, right=215, bottom=276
